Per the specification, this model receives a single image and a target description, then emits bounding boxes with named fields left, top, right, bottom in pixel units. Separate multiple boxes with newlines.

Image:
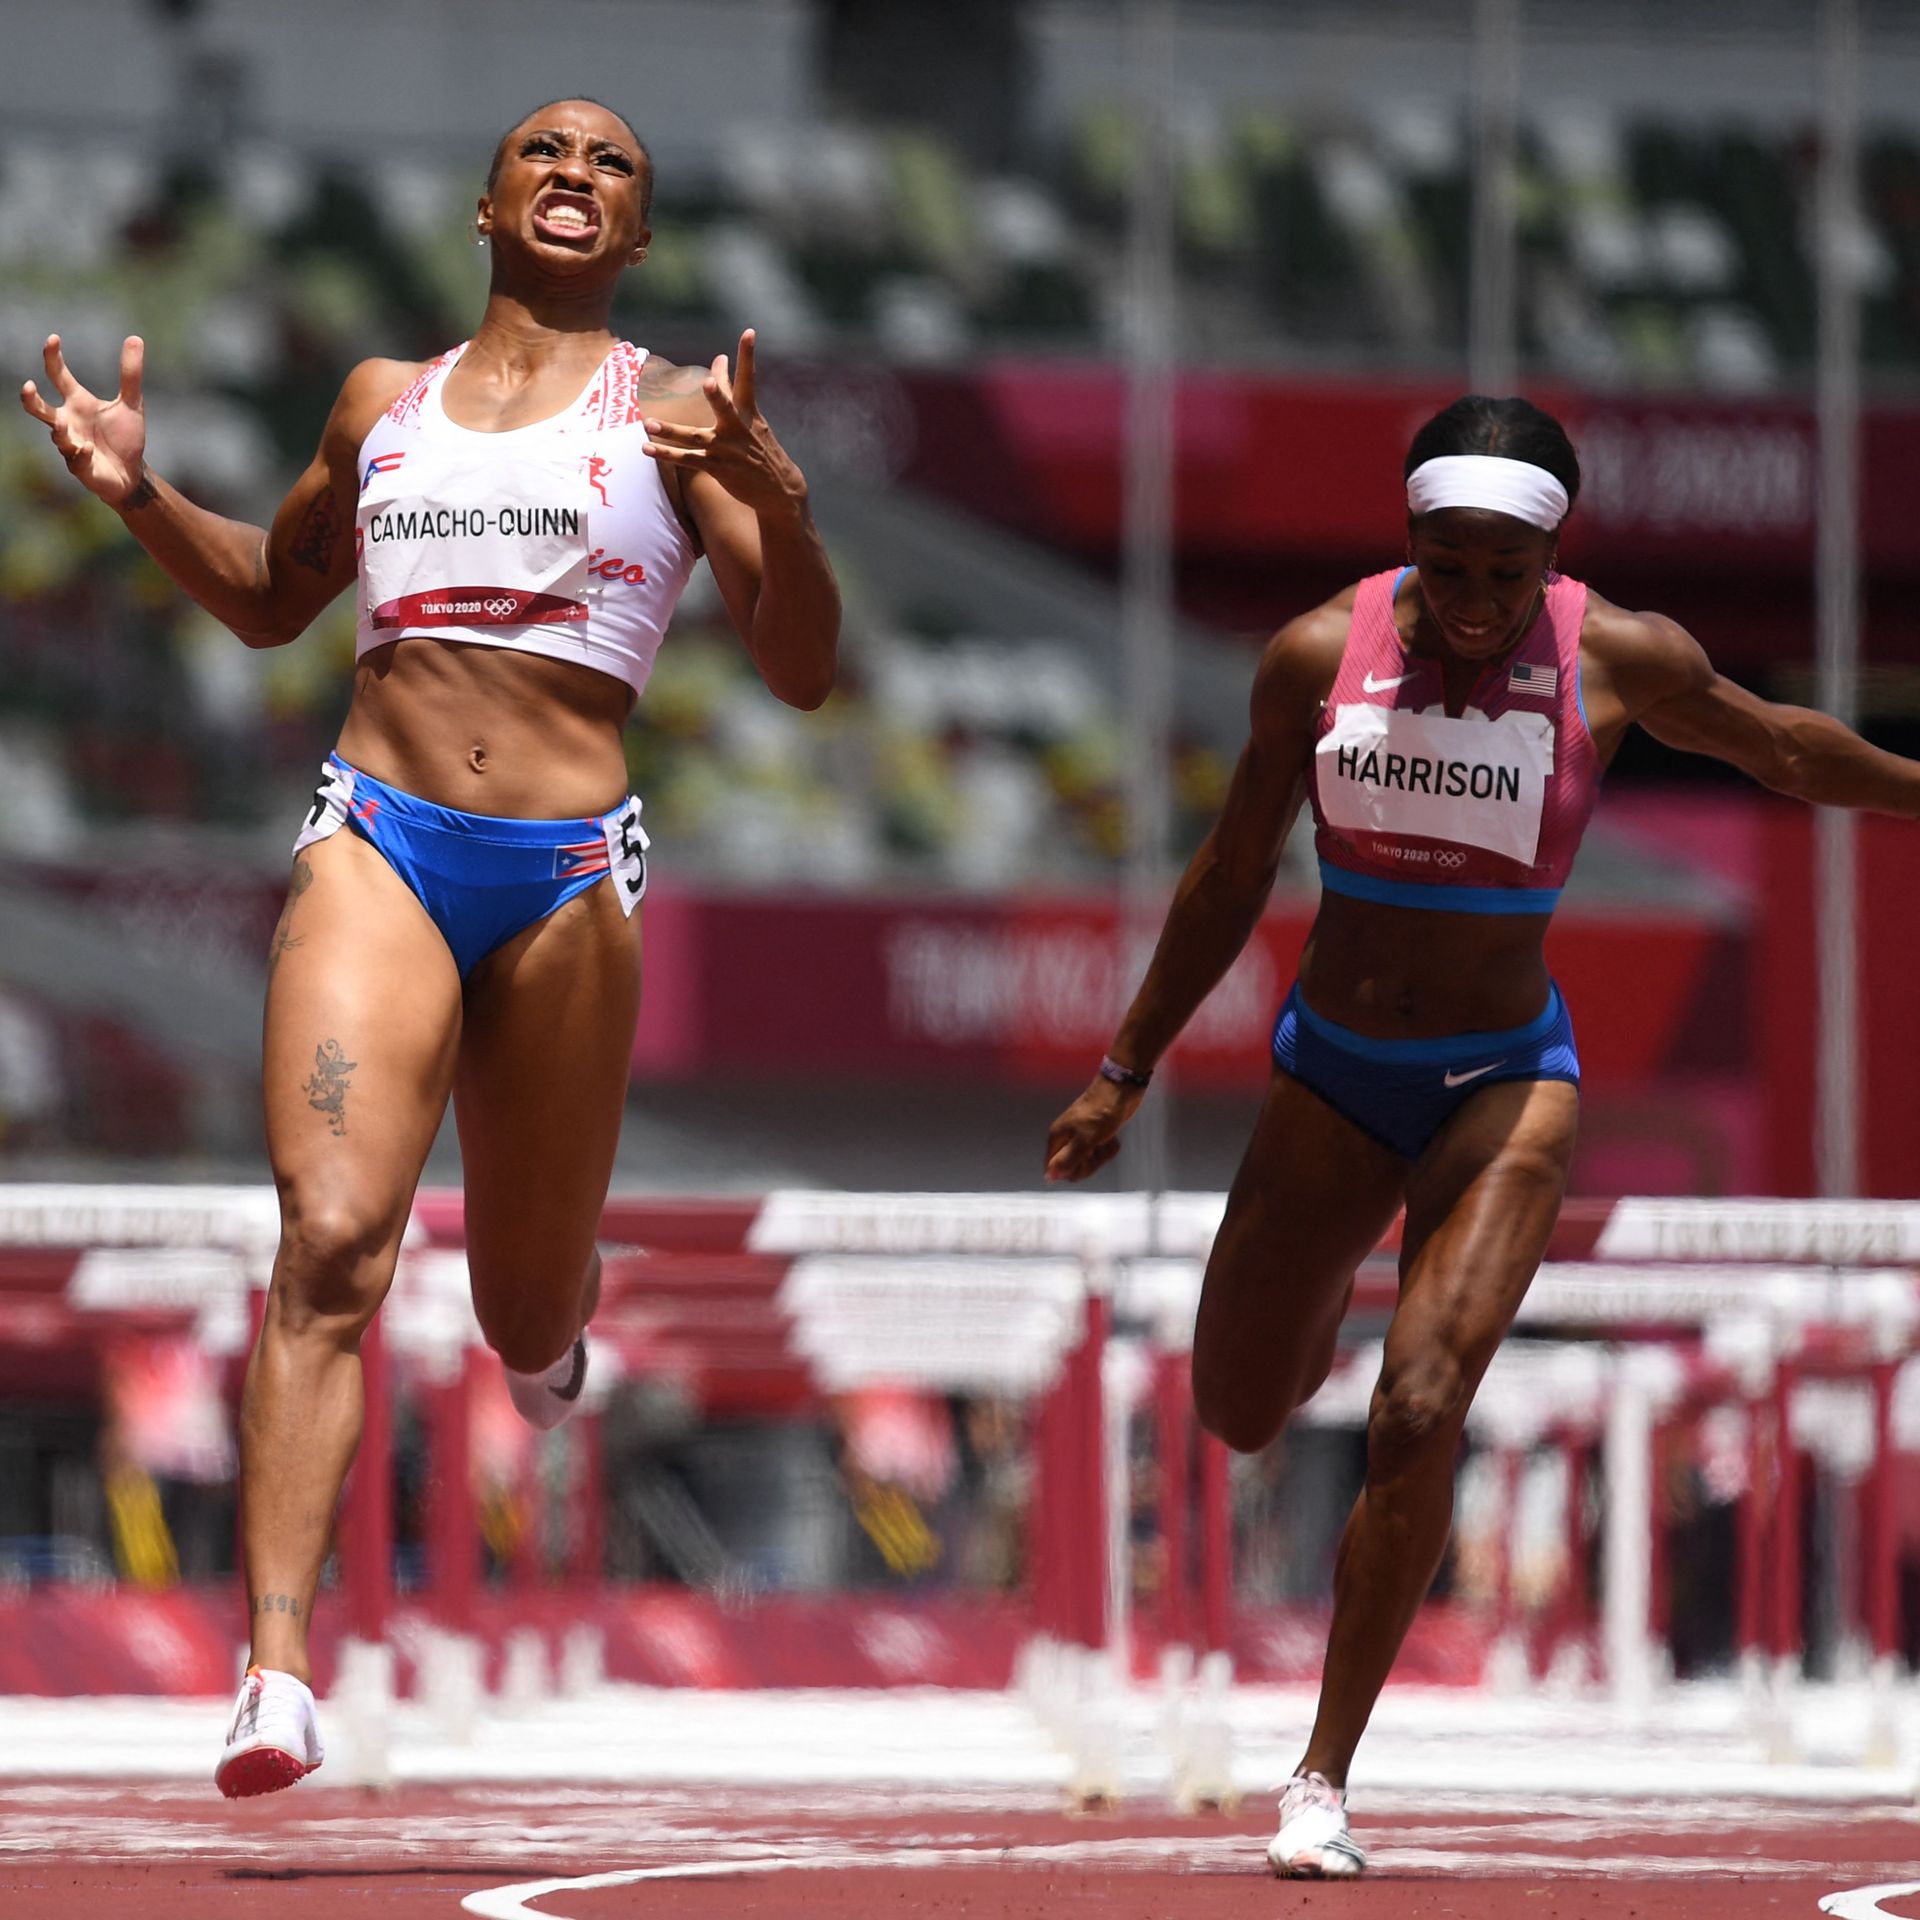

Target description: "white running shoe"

left=215, top=1665, right=324, bottom=1800
left=1267, top=1771, right=1366, bottom=1878
left=504, top=1335, right=588, bottom=1431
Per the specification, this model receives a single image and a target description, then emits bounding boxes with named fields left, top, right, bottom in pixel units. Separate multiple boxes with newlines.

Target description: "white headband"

left=1405, top=454, right=1568, bottom=531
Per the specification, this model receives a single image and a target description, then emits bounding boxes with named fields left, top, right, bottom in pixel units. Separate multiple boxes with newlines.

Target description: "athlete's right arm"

left=1043, top=595, right=1347, bottom=1183
left=19, top=335, right=413, bottom=648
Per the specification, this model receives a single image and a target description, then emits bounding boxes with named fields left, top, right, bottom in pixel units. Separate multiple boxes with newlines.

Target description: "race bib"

left=1317, top=702, right=1555, bottom=868
left=358, top=445, right=590, bottom=629
left=601, top=796, right=649, bottom=914
left=291, top=757, right=355, bottom=857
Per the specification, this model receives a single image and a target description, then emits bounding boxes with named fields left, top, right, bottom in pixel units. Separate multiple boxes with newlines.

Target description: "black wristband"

left=1098, top=1053, right=1152, bottom=1089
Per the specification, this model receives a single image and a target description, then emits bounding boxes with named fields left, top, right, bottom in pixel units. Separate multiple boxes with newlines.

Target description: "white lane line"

left=462, top=1840, right=1280, bottom=1918
left=464, top=1834, right=1902, bottom=1918
left=462, top=1848, right=1055, bottom=1919
left=1820, top=1886, right=1920, bottom=1919
left=464, top=1856, right=810, bottom=1919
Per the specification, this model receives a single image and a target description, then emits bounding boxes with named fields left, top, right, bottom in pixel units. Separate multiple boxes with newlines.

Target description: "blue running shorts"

left=292, top=754, right=647, bottom=978
left=1270, top=982, right=1580, bottom=1161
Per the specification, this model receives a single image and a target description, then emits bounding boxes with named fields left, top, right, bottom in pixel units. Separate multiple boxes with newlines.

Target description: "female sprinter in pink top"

left=22, top=98, right=839, bottom=1796
left=1045, top=395, right=1920, bottom=1877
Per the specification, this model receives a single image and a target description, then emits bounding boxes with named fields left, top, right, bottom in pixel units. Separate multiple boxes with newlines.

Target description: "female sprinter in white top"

left=22, top=96, right=840, bottom=1796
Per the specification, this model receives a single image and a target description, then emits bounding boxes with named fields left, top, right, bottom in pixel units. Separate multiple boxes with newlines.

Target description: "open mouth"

left=1445, top=618, right=1503, bottom=650
left=532, top=191, right=600, bottom=245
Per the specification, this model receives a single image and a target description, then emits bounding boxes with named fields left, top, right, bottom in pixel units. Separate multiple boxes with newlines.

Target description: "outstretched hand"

left=641, top=329, right=807, bottom=516
left=19, top=334, right=149, bottom=508
left=1044, top=1077, right=1145, bottom=1184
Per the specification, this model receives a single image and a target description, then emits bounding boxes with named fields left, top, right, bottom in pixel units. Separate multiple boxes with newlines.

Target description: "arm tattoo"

left=120, top=467, right=158, bottom=512
left=251, top=1592, right=301, bottom=1618
left=267, top=858, right=312, bottom=977
left=288, top=490, right=341, bottom=575
left=303, top=1038, right=358, bottom=1136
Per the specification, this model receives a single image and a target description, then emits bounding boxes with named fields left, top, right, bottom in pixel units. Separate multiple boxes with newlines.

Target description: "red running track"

left=0, top=1781, right=1915, bottom=1919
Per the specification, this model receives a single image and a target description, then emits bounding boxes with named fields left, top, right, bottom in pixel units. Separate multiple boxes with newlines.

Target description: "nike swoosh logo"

left=1363, top=669, right=1413, bottom=693
left=551, top=1337, right=588, bottom=1404
left=1443, top=1060, right=1506, bottom=1087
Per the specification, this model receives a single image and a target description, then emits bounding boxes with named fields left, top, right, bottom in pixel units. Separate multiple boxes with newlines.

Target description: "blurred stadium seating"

left=4, top=95, right=1920, bottom=861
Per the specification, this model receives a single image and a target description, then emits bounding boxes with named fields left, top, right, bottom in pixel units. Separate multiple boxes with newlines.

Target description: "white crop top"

left=353, top=340, right=699, bottom=699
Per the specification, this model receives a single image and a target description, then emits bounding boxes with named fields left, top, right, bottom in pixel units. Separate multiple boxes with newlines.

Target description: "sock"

left=505, top=1340, right=582, bottom=1398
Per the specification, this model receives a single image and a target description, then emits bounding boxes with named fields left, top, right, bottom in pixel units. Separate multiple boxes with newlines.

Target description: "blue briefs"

left=1270, top=982, right=1580, bottom=1160
left=292, top=754, right=648, bottom=978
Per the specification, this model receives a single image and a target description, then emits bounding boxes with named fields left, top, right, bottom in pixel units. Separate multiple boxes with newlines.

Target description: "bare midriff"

left=336, top=636, right=634, bottom=819
left=1297, top=889, right=1555, bottom=1039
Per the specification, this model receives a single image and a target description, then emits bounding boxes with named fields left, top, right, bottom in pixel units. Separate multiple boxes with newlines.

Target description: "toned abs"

left=338, top=637, right=634, bottom=819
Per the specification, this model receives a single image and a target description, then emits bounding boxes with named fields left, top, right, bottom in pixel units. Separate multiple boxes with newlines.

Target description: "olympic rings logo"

left=1435, top=850, right=1468, bottom=869
left=482, top=597, right=520, bottom=619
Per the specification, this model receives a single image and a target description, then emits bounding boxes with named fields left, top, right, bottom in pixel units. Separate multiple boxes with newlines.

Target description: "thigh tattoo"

left=303, top=1039, right=359, bottom=1137
left=268, top=859, right=313, bottom=977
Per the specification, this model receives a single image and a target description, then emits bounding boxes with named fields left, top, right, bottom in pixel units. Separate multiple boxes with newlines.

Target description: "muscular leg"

left=245, top=835, right=461, bottom=1682
left=1192, top=1071, right=1407, bottom=1454
left=1295, top=1078, right=1578, bottom=1786
left=454, top=877, right=642, bottom=1376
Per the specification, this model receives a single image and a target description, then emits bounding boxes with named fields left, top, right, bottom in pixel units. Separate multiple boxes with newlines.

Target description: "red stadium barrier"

left=0, top=1185, right=1913, bottom=1719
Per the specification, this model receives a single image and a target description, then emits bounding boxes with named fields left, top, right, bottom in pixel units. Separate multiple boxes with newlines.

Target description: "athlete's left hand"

left=1044, top=1076, right=1144, bottom=1183
left=642, top=330, right=808, bottom=517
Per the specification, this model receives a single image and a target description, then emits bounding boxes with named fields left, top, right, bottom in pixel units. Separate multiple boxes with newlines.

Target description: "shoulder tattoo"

left=634, top=358, right=710, bottom=400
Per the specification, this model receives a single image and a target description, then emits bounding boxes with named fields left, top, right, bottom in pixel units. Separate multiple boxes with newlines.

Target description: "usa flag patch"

left=1509, top=661, right=1557, bottom=698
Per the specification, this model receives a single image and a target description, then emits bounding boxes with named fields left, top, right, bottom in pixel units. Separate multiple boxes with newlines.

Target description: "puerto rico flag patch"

left=552, top=837, right=612, bottom=880
left=361, top=450, right=407, bottom=493
left=1509, top=661, right=1558, bottom=699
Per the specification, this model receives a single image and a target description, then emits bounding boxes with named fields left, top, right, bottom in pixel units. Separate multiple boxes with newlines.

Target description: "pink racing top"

left=1308, top=567, right=1601, bottom=912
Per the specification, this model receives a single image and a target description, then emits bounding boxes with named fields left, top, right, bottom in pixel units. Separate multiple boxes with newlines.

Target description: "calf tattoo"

left=251, top=1592, right=301, bottom=1618
left=304, top=1038, right=358, bottom=1136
